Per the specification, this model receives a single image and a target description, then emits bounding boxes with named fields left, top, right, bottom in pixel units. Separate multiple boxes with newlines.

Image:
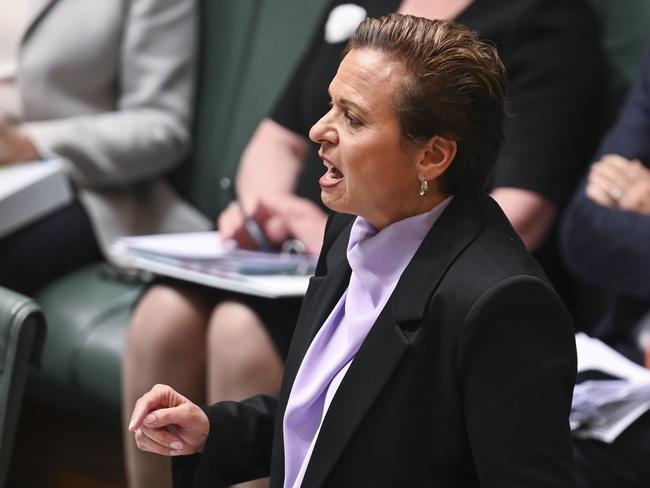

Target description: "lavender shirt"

left=283, top=197, right=453, bottom=488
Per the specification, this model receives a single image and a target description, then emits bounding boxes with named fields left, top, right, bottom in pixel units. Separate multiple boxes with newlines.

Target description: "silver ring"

left=609, top=187, right=623, bottom=201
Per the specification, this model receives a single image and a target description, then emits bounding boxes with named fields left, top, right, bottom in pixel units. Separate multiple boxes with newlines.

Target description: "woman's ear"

left=417, top=135, right=457, bottom=181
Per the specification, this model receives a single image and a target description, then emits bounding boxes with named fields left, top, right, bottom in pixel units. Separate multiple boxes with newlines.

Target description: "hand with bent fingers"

left=218, top=198, right=288, bottom=251
left=586, top=154, right=650, bottom=214
left=256, top=193, right=328, bottom=256
left=616, top=159, right=650, bottom=214
left=218, top=193, right=327, bottom=255
left=129, top=384, right=209, bottom=457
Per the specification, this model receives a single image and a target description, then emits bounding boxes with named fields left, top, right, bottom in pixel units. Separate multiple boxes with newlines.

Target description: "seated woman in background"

left=124, top=0, right=604, bottom=486
left=561, top=50, right=650, bottom=488
left=0, top=0, right=208, bottom=296
left=130, top=14, right=578, bottom=487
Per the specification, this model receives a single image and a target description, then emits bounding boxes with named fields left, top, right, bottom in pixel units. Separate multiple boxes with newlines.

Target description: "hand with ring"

left=608, top=186, right=623, bottom=203
left=585, top=154, right=650, bottom=214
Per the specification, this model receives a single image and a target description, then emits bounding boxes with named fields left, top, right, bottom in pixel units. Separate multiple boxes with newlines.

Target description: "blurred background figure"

left=124, top=1, right=604, bottom=487
left=0, top=0, right=208, bottom=296
left=561, top=50, right=650, bottom=488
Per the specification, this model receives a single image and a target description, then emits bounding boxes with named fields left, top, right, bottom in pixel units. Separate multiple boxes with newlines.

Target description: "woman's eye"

left=343, top=111, right=362, bottom=128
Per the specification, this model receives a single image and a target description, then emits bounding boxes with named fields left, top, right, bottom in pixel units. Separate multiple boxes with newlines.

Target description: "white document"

left=0, top=160, right=73, bottom=238
left=576, top=332, right=650, bottom=382
left=111, top=232, right=315, bottom=298
left=117, top=231, right=236, bottom=259
left=571, top=333, right=650, bottom=443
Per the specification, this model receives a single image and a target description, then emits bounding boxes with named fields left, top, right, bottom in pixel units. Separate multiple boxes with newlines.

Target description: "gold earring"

left=419, top=176, right=428, bottom=197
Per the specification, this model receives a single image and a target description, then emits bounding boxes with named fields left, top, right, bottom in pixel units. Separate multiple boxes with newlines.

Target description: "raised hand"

left=129, top=384, right=210, bottom=457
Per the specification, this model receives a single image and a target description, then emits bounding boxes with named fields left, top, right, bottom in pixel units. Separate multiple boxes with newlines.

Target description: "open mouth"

left=323, top=160, right=344, bottom=181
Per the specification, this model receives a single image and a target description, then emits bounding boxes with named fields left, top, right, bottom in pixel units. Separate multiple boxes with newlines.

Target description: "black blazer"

left=175, top=193, right=577, bottom=488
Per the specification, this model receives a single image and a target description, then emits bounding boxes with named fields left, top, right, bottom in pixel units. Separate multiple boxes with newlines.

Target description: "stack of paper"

left=110, top=231, right=316, bottom=298
left=0, top=160, right=73, bottom=238
left=571, top=333, right=650, bottom=443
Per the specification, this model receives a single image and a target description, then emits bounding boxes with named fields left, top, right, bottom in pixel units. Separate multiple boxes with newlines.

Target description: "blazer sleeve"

left=560, top=52, right=650, bottom=298
left=172, top=394, right=278, bottom=488
left=457, top=275, right=577, bottom=487
left=597, top=50, right=650, bottom=163
left=560, top=179, right=650, bottom=298
left=493, top=0, right=605, bottom=206
left=23, top=0, right=197, bottom=188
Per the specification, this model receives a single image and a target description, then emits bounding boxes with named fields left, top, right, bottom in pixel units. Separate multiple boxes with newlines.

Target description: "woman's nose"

left=309, top=111, right=337, bottom=144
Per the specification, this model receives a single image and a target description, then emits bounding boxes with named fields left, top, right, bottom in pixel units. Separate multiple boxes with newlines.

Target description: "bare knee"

left=127, top=284, right=211, bottom=363
left=207, top=300, right=283, bottom=400
left=208, top=300, right=278, bottom=361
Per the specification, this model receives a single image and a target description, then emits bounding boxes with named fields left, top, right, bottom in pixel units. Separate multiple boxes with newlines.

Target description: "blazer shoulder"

left=434, top=197, right=552, bottom=316
left=472, top=198, right=549, bottom=282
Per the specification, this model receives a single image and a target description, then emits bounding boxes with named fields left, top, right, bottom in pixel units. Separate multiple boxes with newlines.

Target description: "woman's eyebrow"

left=328, top=89, right=367, bottom=115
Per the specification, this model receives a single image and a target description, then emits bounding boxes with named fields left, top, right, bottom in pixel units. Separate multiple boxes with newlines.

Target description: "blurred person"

left=124, top=0, right=603, bottom=486
left=130, top=15, right=577, bottom=487
left=0, top=0, right=208, bottom=296
left=562, top=50, right=650, bottom=488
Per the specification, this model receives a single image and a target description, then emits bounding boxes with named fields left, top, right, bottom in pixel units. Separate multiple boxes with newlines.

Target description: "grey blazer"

left=19, top=0, right=210, bottom=259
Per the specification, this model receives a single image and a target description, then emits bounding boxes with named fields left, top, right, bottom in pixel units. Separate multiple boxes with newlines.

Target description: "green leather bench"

left=3, top=0, right=650, bottom=441
left=0, top=288, right=45, bottom=487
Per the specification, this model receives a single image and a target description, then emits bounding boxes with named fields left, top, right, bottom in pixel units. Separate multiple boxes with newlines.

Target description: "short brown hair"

left=344, top=14, right=506, bottom=195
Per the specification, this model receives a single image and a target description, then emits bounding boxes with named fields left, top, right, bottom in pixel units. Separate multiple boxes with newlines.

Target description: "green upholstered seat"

left=29, top=264, right=143, bottom=417
left=590, top=0, right=650, bottom=120
left=0, top=287, right=45, bottom=487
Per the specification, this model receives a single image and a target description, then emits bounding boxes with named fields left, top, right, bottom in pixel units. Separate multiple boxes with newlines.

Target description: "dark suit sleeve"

left=493, top=0, right=605, bottom=205
left=561, top=181, right=650, bottom=298
left=457, top=275, right=577, bottom=487
left=560, top=52, right=650, bottom=298
left=597, top=50, right=650, bottom=163
left=172, top=394, right=278, bottom=488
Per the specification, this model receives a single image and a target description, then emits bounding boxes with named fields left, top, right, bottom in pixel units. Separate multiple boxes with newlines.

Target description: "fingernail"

left=170, top=450, right=182, bottom=456
left=144, top=414, right=155, bottom=425
left=170, top=441, right=183, bottom=450
left=128, top=421, right=135, bottom=431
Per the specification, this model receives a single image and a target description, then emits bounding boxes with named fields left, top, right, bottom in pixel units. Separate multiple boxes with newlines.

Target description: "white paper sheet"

left=0, top=160, right=73, bottom=238
left=117, top=231, right=236, bottom=259
left=571, top=333, right=650, bottom=443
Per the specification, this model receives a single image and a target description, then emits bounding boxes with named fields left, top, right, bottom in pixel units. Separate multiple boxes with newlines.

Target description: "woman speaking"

left=129, top=14, right=577, bottom=487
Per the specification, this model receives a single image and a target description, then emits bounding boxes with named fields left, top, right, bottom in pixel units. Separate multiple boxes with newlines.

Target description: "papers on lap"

left=110, top=231, right=316, bottom=298
left=571, top=333, right=650, bottom=443
left=0, top=160, right=73, bottom=238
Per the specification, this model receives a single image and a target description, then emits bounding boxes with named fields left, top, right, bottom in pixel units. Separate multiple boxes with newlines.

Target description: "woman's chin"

left=320, top=191, right=347, bottom=214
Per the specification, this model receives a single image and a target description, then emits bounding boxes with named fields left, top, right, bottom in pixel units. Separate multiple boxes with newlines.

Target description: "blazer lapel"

left=300, top=193, right=489, bottom=488
left=283, top=217, right=352, bottom=392
left=271, top=219, right=352, bottom=486
left=22, top=0, right=58, bottom=42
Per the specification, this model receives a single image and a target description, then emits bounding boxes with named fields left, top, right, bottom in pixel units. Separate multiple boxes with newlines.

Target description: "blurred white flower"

left=324, top=4, right=367, bottom=44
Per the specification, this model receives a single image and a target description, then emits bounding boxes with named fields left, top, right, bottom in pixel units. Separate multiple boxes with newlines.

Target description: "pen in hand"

left=220, top=177, right=276, bottom=252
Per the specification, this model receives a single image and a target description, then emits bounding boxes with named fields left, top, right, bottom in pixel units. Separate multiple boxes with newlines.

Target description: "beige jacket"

left=19, top=0, right=211, bottom=260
